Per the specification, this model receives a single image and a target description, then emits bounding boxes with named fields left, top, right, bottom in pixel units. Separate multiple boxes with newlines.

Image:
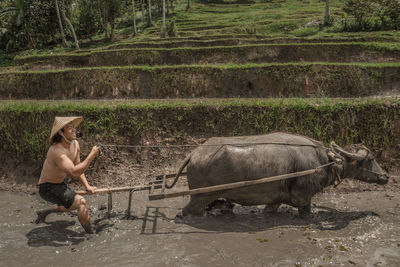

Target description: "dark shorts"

left=38, top=182, right=77, bottom=209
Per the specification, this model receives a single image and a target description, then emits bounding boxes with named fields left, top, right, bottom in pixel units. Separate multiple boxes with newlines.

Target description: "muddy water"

left=1, top=188, right=399, bottom=267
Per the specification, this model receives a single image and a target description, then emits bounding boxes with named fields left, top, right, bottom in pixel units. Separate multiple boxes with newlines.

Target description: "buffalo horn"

left=330, top=141, right=368, bottom=160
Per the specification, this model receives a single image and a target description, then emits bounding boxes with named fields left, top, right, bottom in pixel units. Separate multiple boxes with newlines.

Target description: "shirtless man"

left=35, top=116, right=100, bottom=234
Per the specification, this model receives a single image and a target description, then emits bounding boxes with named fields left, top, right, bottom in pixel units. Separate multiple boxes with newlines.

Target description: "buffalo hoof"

left=298, top=206, right=312, bottom=220
left=263, top=204, right=280, bottom=214
left=206, top=199, right=234, bottom=216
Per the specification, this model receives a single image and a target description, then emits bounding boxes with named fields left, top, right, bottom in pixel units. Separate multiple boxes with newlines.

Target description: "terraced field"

left=0, top=0, right=399, bottom=187
left=3, top=0, right=400, bottom=99
left=1, top=1, right=400, bottom=266
left=3, top=40, right=400, bottom=99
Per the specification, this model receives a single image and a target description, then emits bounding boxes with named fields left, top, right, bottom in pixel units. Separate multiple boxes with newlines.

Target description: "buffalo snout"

left=377, top=174, right=389, bottom=185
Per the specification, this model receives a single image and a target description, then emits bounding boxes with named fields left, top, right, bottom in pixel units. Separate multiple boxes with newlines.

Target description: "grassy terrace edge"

left=1, top=98, right=399, bottom=164
left=12, top=43, right=400, bottom=67
left=1, top=63, right=400, bottom=99
left=5, top=62, right=400, bottom=73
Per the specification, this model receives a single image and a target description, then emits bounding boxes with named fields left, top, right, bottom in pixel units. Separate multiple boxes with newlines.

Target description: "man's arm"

left=74, top=142, right=96, bottom=193
left=56, top=145, right=99, bottom=179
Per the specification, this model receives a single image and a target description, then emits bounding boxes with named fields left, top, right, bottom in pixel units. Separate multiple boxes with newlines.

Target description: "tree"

left=0, top=0, right=35, bottom=49
left=166, top=0, right=170, bottom=16
left=108, top=0, right=122, bottom=41
left=97, top=0, right=122, bottom=41
left=60, top=0, right=79, bottom=50
left=55, top=0, right=68, bottom=47
left=99, top=0, right=109, bottom=38
left=161, top=0, right=166, bottom=38
left=75, top=0, right=102, bottom=40
left=132, top=0, right=137, bottom=35
left=324, top=0, right=330, bottom=25
left=147, top=0, right=152, bottom=26
left=23, top=0, right=67, bottom=48
left=343, top=0, right=373, bottom=30
left=141, top=0, right=145, bottom=23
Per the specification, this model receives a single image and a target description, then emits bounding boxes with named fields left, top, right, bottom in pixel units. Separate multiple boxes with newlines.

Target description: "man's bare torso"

left=38, top=140, right=79, bottom=184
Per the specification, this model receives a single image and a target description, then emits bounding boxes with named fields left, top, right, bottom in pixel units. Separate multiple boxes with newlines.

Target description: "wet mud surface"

left=1, top=185, right=400, bottom=267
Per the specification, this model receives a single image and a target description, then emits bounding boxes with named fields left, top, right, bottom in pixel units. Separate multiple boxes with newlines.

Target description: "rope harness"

left=97, top=142, right=320, bottom=149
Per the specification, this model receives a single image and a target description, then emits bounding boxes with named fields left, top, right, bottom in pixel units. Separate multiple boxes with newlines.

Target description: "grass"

left=4, top=61, right=400, bottom=74
left=1, top=97, right=399, bottom=162
left=14, top=42, right=400, bottom=58
left=1, top=97, right=398, bottom=108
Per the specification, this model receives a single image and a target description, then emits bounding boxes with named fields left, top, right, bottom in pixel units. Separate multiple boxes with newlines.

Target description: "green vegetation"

left=340, top=0, right=400, bottom=32
left=2, top=0, right=400, bottom=64
left=1, top=98, right=399, bottom=162
left=1, top=0, right=400, bottom=173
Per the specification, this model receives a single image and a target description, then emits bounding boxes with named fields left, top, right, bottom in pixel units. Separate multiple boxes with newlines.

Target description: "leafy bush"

left=341, top=0, right=400, bottom=31
left=23, top=0, right=59, bottom=48
left=0, top=49, right=14, bottom=67
left=75, top=0, right=102, bottom=38
left=0, top=23, right=27, bottom=52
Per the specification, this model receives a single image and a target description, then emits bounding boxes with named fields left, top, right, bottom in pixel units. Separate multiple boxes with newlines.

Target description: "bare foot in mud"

left=82, top=222, right=95, bottom=234
left=34, top=210, right=51, bottom=224
left=83, top=224, right=93, bottom=234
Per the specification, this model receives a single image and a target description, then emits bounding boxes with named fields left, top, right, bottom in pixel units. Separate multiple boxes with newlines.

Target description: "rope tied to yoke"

left=97, top=142, right=321, bottom=149
left=326, top=146, right=345, bottom=187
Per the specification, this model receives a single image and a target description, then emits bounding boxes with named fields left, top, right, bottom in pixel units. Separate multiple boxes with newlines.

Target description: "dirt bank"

left=2, top=64, right=400, bottom=99
left=14, top=44, right=400, bottom=69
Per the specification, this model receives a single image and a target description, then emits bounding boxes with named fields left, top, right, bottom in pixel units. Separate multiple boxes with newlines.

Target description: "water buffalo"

left=167, top=132, right=389, bottom=218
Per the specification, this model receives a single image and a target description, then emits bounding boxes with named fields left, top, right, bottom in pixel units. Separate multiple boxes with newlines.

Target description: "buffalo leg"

left=263, top=203, right=280, bottom=214
left=182, top=195, right=214, bottom=216
left=290, top=183, right=313, bottom=219
left=298, top=204, right=311, bottom=219
left=206, top=199, right=234, bottom=214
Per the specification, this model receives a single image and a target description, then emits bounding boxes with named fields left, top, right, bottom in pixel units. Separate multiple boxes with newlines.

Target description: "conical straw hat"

left=49, top=116, right=83, bottom=144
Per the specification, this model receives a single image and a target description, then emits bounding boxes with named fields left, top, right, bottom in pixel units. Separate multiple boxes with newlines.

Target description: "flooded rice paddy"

left=1, top=187, right=399, bottom=267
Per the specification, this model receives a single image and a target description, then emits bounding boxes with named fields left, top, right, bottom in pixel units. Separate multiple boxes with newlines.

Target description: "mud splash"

left=1, top=187, right=399, bottom=267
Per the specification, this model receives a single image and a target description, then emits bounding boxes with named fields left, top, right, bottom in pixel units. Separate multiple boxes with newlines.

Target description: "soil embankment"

left=2, top=64, right=400, bottom=99
left=14, top=43, right=400, bottom=68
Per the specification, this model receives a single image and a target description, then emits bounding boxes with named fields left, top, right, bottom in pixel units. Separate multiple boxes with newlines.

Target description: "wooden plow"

left=77, top=163, right=331, bottom=218
left=76, top=172, right=187, bottom=218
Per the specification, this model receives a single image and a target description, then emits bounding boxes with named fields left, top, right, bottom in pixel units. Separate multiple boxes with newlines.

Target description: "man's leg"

left=69, top=195, right=93, bottom=234
left=35, top=194, right=93, bottom=233
left=35, top=205, right=67, bottom=224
